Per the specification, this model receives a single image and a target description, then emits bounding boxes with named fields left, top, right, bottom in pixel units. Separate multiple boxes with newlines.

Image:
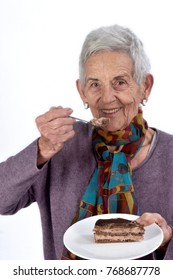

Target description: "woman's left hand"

left=136, top=212, right=172, bottom=247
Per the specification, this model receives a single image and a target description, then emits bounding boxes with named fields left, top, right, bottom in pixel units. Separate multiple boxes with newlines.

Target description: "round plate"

left=63, top=213, right=163, bottom=260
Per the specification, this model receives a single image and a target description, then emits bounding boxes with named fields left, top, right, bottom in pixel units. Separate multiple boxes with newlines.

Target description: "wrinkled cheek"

left=87, top=95, right=101, bottom=111
left=90, top=107, right=100, bottom=118
left=85, top=98, right=101, bottom=118
left=123, top=98, right=139, bottom=119
left=118, top=93, right=134, bottom=105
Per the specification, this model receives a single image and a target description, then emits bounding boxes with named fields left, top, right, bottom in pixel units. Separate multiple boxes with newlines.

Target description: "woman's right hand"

left=35, top=106, right=76, bottom=166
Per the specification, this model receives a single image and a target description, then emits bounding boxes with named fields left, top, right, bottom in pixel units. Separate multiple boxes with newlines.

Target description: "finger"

left=49, top=105, right=63, bottom=110
left=136, top=212, right=162, bottom=226
left=40, top=124, right=74, bottom=139
left=46, top=107, right=73, bottom=121
left=37, top=115, right=75, bottom=136
left=36, top=107, right=73, bottom=126
left=45, top=117, right=76, bottom=130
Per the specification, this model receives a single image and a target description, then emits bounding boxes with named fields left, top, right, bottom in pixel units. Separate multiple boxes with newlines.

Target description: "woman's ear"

left=76, top=79, right=88, bottom=103
left=142, top=74, right=154, bottom=100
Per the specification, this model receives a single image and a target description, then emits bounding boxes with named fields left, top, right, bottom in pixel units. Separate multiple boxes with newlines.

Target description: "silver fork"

left=70, top=116, right=88, bottom=123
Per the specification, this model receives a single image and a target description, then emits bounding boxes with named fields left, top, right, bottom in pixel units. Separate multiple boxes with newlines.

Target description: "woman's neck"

left=131, top=128, right=155, bottom=169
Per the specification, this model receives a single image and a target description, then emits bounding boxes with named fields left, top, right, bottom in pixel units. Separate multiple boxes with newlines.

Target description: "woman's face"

left=77, top=51, right=153, bottom=131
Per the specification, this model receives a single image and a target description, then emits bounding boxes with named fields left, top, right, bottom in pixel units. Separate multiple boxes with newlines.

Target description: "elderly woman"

left=0, top=24, right=173, bottom=260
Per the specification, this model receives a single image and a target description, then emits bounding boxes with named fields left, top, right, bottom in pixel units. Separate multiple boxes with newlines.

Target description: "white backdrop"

left=0, top=0, right=173, bottom=259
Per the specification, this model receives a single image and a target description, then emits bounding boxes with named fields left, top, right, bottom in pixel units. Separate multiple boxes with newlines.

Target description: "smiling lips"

left=101, top=107, right=122, bottom=115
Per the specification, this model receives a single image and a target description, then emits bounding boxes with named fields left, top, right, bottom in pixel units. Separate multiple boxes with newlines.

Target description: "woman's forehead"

left=84, top=51, right=134, bottom=80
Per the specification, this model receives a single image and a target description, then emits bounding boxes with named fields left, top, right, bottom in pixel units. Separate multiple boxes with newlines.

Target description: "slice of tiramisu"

left=93, top=218, right=145, bottom=243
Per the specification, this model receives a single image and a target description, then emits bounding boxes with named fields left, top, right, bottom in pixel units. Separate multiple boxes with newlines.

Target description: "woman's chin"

left=103, top=123, right=123, bottom=132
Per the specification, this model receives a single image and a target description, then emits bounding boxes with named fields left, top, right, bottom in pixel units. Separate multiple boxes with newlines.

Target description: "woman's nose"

left=101, top=85, right=116, bottom=104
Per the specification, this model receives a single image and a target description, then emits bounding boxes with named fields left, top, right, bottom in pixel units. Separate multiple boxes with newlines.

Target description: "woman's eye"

left=113, top=80, right=127, bottom=90
left=118, top=80, right=125, bottom=85
left=91, top=82, right=99, bottom=88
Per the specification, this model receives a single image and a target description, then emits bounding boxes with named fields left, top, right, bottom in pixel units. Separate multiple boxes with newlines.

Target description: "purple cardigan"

left=0, top=122, right=173, bottom=259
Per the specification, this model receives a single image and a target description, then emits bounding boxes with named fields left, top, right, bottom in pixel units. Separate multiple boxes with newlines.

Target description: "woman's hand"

left=136, top=212, right=173, bottom=247
left=35, top=106, right=76, bottom=166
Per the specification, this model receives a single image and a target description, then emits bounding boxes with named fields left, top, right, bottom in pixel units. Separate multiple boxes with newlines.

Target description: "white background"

left=0, top=0, right=173, bottom=259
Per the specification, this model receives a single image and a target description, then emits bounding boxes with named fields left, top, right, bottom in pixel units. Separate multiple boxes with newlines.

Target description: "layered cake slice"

left=93, top=218, right=145, bottom=243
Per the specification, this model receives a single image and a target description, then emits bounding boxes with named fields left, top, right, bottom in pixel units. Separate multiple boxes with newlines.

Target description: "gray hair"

left=79, top=24, right=151, bottom=85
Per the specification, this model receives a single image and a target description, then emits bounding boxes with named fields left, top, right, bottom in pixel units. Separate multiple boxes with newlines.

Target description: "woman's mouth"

left=101, top=107, right=122, bottom=116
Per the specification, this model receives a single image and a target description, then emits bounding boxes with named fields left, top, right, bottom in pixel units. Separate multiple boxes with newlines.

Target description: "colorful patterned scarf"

left=62, top=107, right=148, bottom=259
left=77, top=107, right=148, bottom=219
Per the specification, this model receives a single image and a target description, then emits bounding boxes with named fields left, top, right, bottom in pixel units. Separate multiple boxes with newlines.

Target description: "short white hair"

left=79, top=24, right=151, bottom=85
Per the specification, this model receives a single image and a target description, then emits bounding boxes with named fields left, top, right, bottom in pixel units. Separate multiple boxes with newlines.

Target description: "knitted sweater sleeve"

left=0, top=139, right=47, bottom=214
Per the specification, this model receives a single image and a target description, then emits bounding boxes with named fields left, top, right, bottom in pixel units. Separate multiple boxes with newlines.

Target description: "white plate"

left=63, top=213, right=163, bottom=260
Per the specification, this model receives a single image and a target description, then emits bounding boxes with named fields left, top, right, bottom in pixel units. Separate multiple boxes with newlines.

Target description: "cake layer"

left=94, top=228, right=144, bottom=235
left=94, top=234, right=143, bottom=243
left=95, top=218, right=143, bottom=228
